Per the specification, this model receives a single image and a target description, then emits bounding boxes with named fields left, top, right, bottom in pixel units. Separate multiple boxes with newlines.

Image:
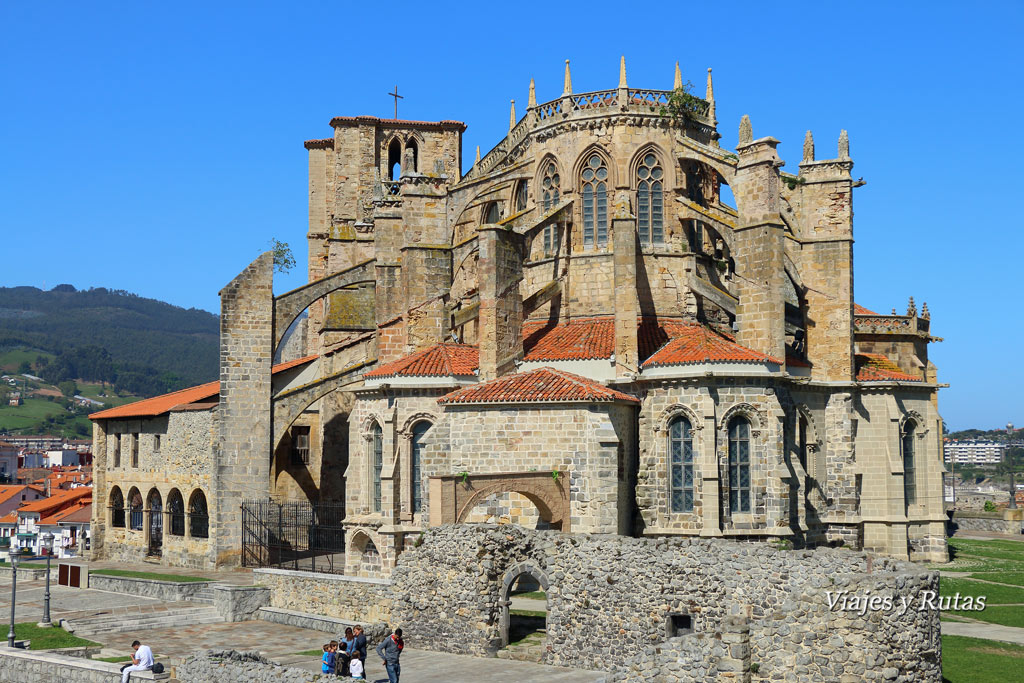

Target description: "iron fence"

left=241, top=499, right=347, bottom=574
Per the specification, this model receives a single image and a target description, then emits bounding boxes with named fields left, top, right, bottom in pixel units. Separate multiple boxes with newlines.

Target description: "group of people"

left=320, top=624, right=404, bottom=681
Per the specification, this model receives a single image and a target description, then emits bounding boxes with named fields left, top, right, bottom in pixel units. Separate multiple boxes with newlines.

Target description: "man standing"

left=376, top=627, right=404, bottom=683
left=121, top=640, right=154, bottom=682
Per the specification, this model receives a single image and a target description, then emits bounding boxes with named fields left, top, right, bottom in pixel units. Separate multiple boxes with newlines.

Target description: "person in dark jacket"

left=353, top=625, right=368, bottom=667
left=376, top=627, right=404, bottom=683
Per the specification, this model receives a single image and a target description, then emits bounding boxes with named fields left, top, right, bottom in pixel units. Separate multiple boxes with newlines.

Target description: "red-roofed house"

left=9, top=486, right=91, bottom=556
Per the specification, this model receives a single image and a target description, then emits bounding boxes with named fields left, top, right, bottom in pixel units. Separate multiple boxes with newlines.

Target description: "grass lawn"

left=512, top=590, right=547, bottom=600
left=940, top=577, right=1024, bottom=605
left=0, top=561, right=50, bottom=568
left=959, top=606, right=1024, bottom=629
left=14, top=622, right=99, bottom=650
left=973, top=571, right=1024, bottom=587
left=293, top=649, right=325, bottom=657
left=92, top=655, right=132, bottom=663
left=90, top=569, right=211, bottom=583
left=942, top=635, right=1024, bottom=682
left=509, top=608, right=547, bottom=618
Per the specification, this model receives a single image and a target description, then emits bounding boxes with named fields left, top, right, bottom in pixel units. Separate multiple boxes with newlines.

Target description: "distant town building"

left=943, top=439, right=1005, bottom=466
left=0, top=441, right=17, bottom=482
left=45, top=448, right=80, bottom=468
left=7, top=392, right=22, bottom=407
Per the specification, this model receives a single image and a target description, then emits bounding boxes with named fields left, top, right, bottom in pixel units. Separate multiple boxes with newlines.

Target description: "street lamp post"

left=39, top=532, right=54, bottom=628
left=7, top=550, right=19, bottom=648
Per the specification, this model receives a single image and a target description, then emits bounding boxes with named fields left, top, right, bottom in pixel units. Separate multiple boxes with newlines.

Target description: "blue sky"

left=1, top=1, right=1021, bottom=429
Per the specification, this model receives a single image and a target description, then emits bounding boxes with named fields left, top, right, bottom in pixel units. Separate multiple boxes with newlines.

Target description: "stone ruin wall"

left=387, top=525, right=940, bottom=682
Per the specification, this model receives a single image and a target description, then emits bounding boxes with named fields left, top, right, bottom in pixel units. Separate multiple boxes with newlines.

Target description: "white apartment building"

left=943, top=439, right=1006, bottom=465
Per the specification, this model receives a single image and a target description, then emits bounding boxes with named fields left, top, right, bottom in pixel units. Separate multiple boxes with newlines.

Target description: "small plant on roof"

left=551, top=470, right=561, bottom=482
left=659, top=81, right=701, bottom=127
left=458, top=471, right=470, bottom=484
left=269, top=238, right=296, bottom=274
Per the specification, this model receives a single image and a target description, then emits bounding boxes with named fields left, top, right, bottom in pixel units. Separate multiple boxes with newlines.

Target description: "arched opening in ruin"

left=462, top=491, right=558, bottom=530
left=347, top=530, right=382, bottom=577
left=499, top=562, right=549, bottom=657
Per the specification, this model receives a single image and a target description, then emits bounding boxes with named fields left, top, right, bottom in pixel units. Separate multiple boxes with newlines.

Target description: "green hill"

left=0, top=285, right=218, bottom=398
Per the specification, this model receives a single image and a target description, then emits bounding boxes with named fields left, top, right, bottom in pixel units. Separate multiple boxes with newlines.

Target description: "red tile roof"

left=39, top=502, right=91, bottom=526
left=438, top=367, right=639, bottom=405
left=57, top=503, right=92, bottom=524
left=17, top=486, right=91, bottom=515
left=855, top=353, right=921, bottom=382
left=365, top=344, right=478, bottom=379
left=643, top=325, right=783, bottom=368
left=854, top=303, right=879, bottom=315
left=0, top=485, right=44, bottom=506
left=89, top=356, right=317, bottom=420
left=522, top=317, right=693, bottom=363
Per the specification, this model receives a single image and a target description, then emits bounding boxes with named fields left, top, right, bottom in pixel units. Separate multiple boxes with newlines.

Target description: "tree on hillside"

left=17, top=360, right=31, bottom=374
left=58, top=380, right=78, bottom=398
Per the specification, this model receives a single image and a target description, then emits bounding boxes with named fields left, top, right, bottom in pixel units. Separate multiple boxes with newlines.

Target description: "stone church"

left=89, top=59, right=947, bottom=573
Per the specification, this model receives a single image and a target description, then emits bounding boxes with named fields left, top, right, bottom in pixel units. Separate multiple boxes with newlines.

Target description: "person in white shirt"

left=121, top=640, right=154, bottom=682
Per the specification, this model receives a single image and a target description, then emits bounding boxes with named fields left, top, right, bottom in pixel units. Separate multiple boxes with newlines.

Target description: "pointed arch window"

left=581, top=154, right=609, bottom=247
left=514, top=180, right=528, bottom=213
left=410, top=421, right=431, bottom=514
left=483, top=202, right=500, bottom=224
left=728, top=417, right=751, bottom=513
left=387, top=138, right=402, bottom=180
left=637, top=153, right=664, bottom=245
left=902, top=422, right=917, bottom=508
left=541, top=162, right=560, bottom=211
left=371, top=422, right=383, bottom=513
left=669, top=416, right=695, bottom=512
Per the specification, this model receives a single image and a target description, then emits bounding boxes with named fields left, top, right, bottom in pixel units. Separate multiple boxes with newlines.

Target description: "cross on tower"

left=388, top=86, right=403, bottom=120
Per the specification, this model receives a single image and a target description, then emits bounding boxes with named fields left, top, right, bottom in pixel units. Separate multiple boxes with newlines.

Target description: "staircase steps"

left=64, top=603, right=224, bottom=637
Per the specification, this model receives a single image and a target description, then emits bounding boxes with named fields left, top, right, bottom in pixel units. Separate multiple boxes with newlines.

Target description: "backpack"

left=152, top=663, right=164, bottom=674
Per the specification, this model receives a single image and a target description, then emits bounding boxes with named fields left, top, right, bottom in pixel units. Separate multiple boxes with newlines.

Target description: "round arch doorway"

left=499, top=562, right=550, bottom=657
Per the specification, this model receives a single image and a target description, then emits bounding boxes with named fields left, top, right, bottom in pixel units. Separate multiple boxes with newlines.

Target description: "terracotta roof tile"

left=0, top=513, right=16, bottom=525
left=854, top=303, right=879, bottom=315
left=365, top=344, right=479, bottom=379
left=855, top=353, right=921, bottom=382
left=18, top=487, right=91, bottom=515
left=0, top=485, right=43, bottom=506
left=90, top=356, right=317, bottom=420
left=642, top=325, right=783, bottom=368
left=438, top=367, right=639, bottom=405
left=522, top=317, right=693, bottom=363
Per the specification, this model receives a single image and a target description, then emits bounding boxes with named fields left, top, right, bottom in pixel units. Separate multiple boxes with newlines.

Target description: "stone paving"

left=0, top=578, right=601, bottom=682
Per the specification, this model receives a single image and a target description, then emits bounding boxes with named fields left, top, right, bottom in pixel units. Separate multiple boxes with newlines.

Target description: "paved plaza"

left=0, top=576, right=601, bottom=682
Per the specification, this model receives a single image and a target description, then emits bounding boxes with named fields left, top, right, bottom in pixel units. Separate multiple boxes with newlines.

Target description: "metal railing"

left=241, top=499, right=347, bottom=574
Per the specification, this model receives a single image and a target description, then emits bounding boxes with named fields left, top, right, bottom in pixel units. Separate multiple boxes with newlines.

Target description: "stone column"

left=732, top=135, right=786, bottom=361
left=213, top=252, right=274, bottom=567
left=612, top=194, right=639, bottom=377
left=401, top=245, right=452, bottom=351
left=795, top=144, right=855, bottom=382
left=716, top=615, right=751, bottom=682
left=478, top=226, right=524, bottom=381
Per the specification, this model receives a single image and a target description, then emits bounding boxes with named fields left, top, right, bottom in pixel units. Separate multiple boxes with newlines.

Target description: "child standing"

left=321, top=642, right=337, bottom=675
left=349, top=655, right=365, bottom=680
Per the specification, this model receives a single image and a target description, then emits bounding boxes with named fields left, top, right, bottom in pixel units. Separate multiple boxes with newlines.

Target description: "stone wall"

left=254, top=567, right=393, bottom=624
left=388, top=525, right=940, bottom=680
left=86, top=574, right=211, bottom=602
left=0, top=647, right=167, bottom=682
left=178, top=650, right=327, bottom=683
left=949, top=510, right=1023, bottom=535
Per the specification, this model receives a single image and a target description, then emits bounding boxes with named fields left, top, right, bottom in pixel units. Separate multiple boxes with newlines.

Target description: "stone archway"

left=427, top=471, right=569, bottom=532
left=499, top=561, right=550, bottom=650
